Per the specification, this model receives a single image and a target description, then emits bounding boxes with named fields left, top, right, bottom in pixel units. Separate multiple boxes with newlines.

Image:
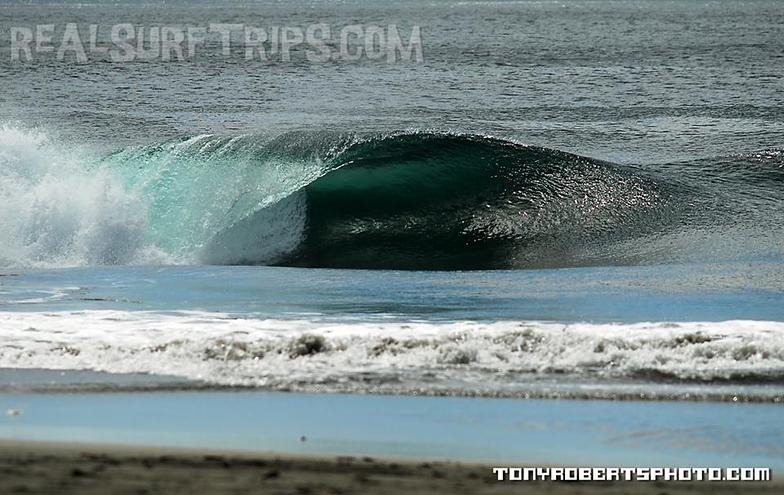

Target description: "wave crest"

left=2, top=125, right=781, bottom=269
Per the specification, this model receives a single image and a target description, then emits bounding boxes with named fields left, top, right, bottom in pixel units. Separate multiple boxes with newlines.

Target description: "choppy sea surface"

left=1, top=0, right=783, bottom=402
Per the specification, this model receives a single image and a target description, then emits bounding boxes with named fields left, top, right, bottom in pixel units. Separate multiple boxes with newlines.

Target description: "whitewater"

left=2, top=310, right=784, bottom=400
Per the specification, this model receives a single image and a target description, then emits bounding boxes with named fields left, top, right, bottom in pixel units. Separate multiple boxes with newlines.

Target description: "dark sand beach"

left=0, top=441, right=779, bottom=495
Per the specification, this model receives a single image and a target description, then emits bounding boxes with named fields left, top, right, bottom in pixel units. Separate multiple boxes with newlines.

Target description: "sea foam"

left=0, top=124, right=151, bottom=267
left=2, top=310, right=783, bottom=399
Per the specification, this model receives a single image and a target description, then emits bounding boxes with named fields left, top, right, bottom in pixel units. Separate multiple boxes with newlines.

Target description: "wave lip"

left=2, top=311, right=783, bottom=401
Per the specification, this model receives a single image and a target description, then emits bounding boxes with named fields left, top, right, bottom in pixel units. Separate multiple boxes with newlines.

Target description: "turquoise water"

left=2, top=262, right=784, bottom=322
left=1, top=391, right=783, bottom=468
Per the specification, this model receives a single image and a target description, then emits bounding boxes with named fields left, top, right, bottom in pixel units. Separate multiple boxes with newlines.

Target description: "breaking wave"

left=1, top=124, right=782, bottom=269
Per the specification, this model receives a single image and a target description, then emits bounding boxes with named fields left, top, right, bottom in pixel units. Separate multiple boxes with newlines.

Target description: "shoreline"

left=0, top=439, right=780, bottom=494
left=2, top=367, right=782, bottom=404
left=3, top=389, right=783, bottom=470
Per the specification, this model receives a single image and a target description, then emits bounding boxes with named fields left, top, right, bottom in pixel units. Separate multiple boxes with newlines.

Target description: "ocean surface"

left=1, top=0, right=783, bottom=402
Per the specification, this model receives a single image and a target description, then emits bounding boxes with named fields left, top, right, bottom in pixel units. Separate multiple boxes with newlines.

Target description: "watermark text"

left=10, top=23, right=423, bottom=63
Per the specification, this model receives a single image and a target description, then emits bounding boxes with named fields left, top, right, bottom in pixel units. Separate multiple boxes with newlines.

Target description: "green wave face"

left=101, top=133, right=329, bottom=262
left=292, top=134, right=674, bottom=269
left=101, top=131, right=677, bottom=269
left=98, top=132, right=683, bottom=269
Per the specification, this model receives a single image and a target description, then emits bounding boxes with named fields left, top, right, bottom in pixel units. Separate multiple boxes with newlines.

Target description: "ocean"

left=0, top=0, right=783, bottom=464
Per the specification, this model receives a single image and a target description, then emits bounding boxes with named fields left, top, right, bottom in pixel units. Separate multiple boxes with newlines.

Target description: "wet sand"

left=0, top=440, right=778, bottom=495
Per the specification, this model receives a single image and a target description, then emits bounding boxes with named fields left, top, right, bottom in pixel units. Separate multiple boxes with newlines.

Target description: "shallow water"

left=2, top=391, right=783, bottom=468
left=1, top=262, right=783, bottom=401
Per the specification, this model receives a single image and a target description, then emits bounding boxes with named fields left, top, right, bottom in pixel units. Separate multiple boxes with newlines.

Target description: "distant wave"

left=2, top=311, right=783, bottom=401
left=1, top=124, right=782, bottom=269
